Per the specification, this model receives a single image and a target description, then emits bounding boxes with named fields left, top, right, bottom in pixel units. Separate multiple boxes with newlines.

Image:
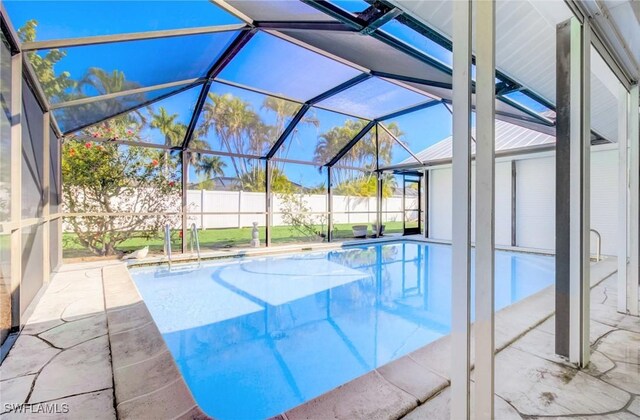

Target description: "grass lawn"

left=62, top=221, right=407, bottom=259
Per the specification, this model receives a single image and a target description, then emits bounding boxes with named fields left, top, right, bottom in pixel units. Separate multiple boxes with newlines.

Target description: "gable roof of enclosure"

left=8, top=0, right=623, bottom=170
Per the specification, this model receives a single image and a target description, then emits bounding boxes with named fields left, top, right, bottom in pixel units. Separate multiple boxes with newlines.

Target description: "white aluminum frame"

left=618, top=84, right=629, bottom=313
left=628, top=84, right=639, bottom=316
left=474, top=0, right=496, bottom=418
left=450, top=0, right=472, bottom=418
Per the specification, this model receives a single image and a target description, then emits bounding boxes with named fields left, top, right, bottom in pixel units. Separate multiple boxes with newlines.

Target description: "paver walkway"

left=0, top=262, right=116, bottom=419
left=404, top=273, right=640, bottom=419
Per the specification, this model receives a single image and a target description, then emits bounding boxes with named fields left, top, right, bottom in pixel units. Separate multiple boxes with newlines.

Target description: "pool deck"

left=1, top=251, right=638, bottom=419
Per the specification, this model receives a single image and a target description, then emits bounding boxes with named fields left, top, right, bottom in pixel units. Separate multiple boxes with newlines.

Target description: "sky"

left=5, top=0, right=538, bottom=184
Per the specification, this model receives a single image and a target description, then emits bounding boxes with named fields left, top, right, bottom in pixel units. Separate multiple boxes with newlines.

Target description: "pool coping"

left=125, top=234, right=561, bottom=270
left=102, top=264, right=210, bottom=419
left=102, top=250, right=617, bottom=420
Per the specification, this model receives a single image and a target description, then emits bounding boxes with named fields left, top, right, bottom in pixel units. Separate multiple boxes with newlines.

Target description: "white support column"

left=42, top=112, right=51, bottom=284
left=555, top=17, right=591, bottom=367
left=423, top=169, right=428, bottom=239
left=181, top=152, right=188, bottom=253
left=628, top=84, right=639, bottom=316
left=474, top=0, right=496, bottom=418
left=618, top=85, right=629, bottom=313
left=9, top=52, right=22, bottom=330
left=450, top=0, right=472, bottom=418
left=56, top=135, right=62, bottom=266
left=580, top=20, right=591, bottom=366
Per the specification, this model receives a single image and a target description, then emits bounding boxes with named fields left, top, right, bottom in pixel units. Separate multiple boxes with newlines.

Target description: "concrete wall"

left=427, top=145, right=619, bottom=256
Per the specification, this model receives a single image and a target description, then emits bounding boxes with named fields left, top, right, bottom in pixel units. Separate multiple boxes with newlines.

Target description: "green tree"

left=62, top=136, right=181, bottom=256
left=314, top=120, right=402, bottom=197
left=198, top=93, right=267, bottom=177
left=78, top=67, right=140, bottom=97
left=150, top=107, right=182, bottom=147
left=18, top=20, right=75, bottom=102
left=194, top=155, right=226, bottom=183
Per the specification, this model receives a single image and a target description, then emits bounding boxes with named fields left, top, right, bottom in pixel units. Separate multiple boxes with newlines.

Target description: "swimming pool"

left=131, top=240, right=554, bottom=419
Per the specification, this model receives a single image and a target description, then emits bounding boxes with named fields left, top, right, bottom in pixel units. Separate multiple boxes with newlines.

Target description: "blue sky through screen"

left=5, top=1, right=241, bottom=40
left=8, top=0, right=458, bottom=184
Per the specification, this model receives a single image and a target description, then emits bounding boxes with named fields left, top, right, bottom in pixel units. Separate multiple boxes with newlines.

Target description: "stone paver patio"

left=0, top=262, right=116, bottom=419
left=404, top=273, right=640, bottom=419
left=0, top=257, right=638, bottom=419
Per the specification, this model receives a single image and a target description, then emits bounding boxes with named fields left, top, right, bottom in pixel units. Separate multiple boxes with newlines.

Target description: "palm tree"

left=149, top=107, right=184, bottom=174
left=263, top=97, right=320, bottom=162
left=78, top=67, right=140, bottom=97
left=68, top=68, right=146, bottom=133
left=194, top=155, right=226, bottom=187
left=313, top=119, right=370, bottom=167
left=198, top=92, right=269, bottom=186
left=376, top=122, right=403, bottom=167
left=150, top=107, right=184, bottom=147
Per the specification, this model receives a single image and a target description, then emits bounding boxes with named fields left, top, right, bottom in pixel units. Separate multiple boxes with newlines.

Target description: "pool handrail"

left=590, top=228, right=601, bottom=262
left=190, top=223, right=201, bottom=265
left=164, top=224, right=172, bottom=269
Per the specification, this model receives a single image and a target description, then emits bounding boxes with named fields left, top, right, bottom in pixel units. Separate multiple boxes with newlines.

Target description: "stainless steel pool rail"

left=190, top=223, right=201, bottom=265
left=590, top=228, right=601, bottom=262
left=164, top=224, right=172, bottom=269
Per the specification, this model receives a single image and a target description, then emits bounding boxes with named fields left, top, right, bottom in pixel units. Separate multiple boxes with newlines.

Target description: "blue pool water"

left=131, top=241, right=554, bottom=419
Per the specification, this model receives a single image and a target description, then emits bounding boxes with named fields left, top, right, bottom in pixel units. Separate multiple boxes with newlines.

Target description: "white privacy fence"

left=186, top=190, right=414, bottom=229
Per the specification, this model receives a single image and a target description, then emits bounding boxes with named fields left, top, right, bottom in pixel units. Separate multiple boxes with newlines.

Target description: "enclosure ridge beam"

left=360, top=8, right=403, bottom=35
left=497, top=96, right=555, bottom=126
left=371, top=72, right=452, bottom=90
left=265, top=104, right=311, bottom=159
left=21, top=24, right=249, bottom=51
left=254, top=21, right=355, bottom=32
left=182, top=29, right=257, bottom=150
left=377, top=122, right=421, bottom=164
left=377, top=99, right=442, bottom=121
left=300, top=0, right=366, bottom=31
left=327, top=120, right=376, bottom=167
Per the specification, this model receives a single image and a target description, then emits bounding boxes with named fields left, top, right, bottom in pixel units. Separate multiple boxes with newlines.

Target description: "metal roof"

left=400, top=119, right=556, bottom=166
